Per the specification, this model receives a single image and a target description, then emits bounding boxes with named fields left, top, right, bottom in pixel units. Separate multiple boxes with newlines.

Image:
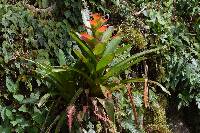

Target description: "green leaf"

left=13, top=94, right=24, bottom=102
left=148, top=80, right=171, bottom=95
left=93, top=43, right=106, bottom=55
left=103, top=57, right=144, bottom=81
left=5, top=109, right=13, bottom=120
left=96, top=54, right=114, bottom=72
left=115, top=44, right=132, bottom=56
left=18, top=105, right=28, bottom=112
left=55, top=112, right=65, bottom=133
left=103, top=36, right=122, bottom=57
left=42, top=0, right=48, bottom=8
left=6, top=77, right=18, bottom=93
left=102, top=46, right=165, bottom=81
left=0, top=126, right=11, bottom=133
left=68, top=30, right=96, bottom=63
left=1, top=107, right=6, bottom=121
left=32, top=112, right=44, bottom=125
left=73, top=49, right=94, bottom=72
left=11, top=121, right=18, bottom=126
left=58, top=49, right=66, bottom=66
left=121, top=78, right=146, bottom=84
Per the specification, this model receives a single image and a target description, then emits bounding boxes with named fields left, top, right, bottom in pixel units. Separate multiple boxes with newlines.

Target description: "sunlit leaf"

left=103, top=36, right=122, bottom=57
left=96, top=54, right=114, bottom=72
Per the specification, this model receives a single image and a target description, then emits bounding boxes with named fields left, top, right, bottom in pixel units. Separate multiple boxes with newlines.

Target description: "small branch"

left=143, top=62, right=149, bottom=108
left=40, top=101, right=55, bottom=133
left=126, top=83, right=138, bottom=128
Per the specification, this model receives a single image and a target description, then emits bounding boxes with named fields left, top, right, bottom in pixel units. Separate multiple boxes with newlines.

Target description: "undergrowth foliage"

left=0, top=0, right=199, bottom=133
left=0, top=1, right=78, bottom=132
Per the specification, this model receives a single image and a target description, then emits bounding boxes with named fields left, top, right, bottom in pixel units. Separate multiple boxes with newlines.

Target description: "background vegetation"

left=0, top=0, right=199, bottom=133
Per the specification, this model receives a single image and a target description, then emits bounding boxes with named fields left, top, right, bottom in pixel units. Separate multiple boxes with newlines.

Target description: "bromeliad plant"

left=32, top=13, right=169, bottom=131
left=66, top=13, right=167, bottom=96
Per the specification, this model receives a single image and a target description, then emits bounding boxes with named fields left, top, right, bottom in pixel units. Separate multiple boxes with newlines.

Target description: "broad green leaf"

left=0, top=126, right=11, bottom=133
left=103, top=36, right=122, bottom=57
left=42, top=0, right=48, bottom=8
left=96, top=54, right=114, bottom=72
left=69, top=88, right=84, bottom=104
left=58, top=49, right=66, bottom=66
left=22, top=93, right=40, bottom=104
left=6, top=77, right=17, bottom=93
left=51, top=68, right=66, bottom=73
left=13, top=94, right=24, bottom=102
left=93, top=43, right=106, bottom=55
left=101, top=26, right=114, bottom=43
left=105, top=99, right=115, bottom=122
left=18, top=105, right=28, bottom=112
left=5, top=109, right=13, bottom=120
left=11, top=121, right=18, bottom=126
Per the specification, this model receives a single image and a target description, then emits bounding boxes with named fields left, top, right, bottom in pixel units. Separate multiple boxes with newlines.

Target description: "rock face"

left=167, top=101, right=200, bottom=133
left=168, top=116, right=190, bottom=133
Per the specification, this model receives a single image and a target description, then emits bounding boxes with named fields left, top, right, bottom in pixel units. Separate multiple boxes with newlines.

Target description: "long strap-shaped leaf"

left=52, top=66, right=95, bottom=87
left=73, top=49, right=95, bottom=73
left=121, top=78, right=171, bottom=95
left=64, top=20, right=95, bottom=61
left=25, top=59, right=95, bottom=88
left=104, top=57, right=144, bottom=82
left=102, top=46, right=166, bottom=81
left=68, top=30, right=97, bottom=64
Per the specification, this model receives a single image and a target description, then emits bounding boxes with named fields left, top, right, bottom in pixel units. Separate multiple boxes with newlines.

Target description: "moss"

left=119, top=23, right=147, bottom=50
left=145, top=96, right=171, bottom=133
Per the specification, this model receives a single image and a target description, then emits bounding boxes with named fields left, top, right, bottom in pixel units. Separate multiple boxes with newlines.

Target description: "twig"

left=143, top=61, right=149, bottom=108
left=45, top=115, right=60, bottom=133
left=126, top=83, right=138, bottom=128
left=40, top=101, right=55, bottom=133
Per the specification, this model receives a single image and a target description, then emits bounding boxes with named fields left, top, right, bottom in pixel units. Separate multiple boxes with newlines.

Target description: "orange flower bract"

left=97, top=25, right=108, bottom=33
left=80, top=32, right=94, bottom=41
left=89, top=20, right=97, bottom=27
left=89, top=13, right=108, bottom=28
left=91, top=13, right=101, bottom=20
